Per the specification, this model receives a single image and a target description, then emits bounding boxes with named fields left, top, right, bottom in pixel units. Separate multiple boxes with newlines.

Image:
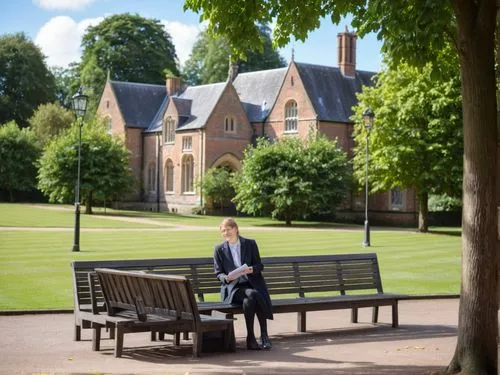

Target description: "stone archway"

left=206, top=153, right=242, bottom=215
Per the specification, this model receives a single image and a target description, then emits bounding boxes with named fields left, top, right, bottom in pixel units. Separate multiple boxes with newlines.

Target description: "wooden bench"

left=91, top=268, right=235, bottom=357
left=72, top=253, right=405, bottom=343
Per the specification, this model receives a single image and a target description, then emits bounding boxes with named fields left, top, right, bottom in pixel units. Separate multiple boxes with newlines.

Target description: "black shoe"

left=246, top=337, right=262, bottom=350
left=261, top=336, right=272, bottom=350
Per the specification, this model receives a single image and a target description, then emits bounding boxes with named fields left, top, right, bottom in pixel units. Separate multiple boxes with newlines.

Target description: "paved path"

left=0, top=299, right=460, bottom=375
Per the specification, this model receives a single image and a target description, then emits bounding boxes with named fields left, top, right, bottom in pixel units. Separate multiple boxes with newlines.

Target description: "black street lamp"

left=362, top=107, right=374, bottom=247
left=71, top=88, right=88, bottom=252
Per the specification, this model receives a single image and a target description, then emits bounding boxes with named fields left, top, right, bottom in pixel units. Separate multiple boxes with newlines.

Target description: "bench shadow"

left=96, top=323, right=456, bottom=372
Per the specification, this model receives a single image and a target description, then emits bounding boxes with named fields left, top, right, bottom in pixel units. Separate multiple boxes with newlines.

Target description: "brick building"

left=97, top=29, right=418, bottom=225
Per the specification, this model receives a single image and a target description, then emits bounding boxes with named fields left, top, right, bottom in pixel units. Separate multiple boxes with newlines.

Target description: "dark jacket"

left=213, top=236, right=273, bottom=319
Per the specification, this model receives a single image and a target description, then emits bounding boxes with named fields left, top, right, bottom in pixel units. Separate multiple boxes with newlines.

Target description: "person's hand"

left=225, top=274, right=235, bottom=282
left=245, top=266, right=253, bottom=274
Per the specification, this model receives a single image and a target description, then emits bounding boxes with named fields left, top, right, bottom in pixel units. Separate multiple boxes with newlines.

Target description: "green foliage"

left=0, top=33, right=56, bottom=127
left=79, top=13, right=180, bottom=110
left=50, top=64, right=81, bottom=109
left=233, top=135, right=351, bottom=226
left=37, top=119, right=135, bottom=213
left=28, top=102, right=75, bottom=147
left=0, top=122, right=41, bottom=201
left=428, top=194, right=462, bottom=212
left=182, top=24, right=286, bottom=85
left=198, top=167, right=235, bottom=208
left=352, top=62, right=463, bottom=198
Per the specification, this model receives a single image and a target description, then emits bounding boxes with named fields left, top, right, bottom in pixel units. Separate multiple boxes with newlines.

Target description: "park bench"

left=90, top=268, right=235, bottom=357
left=71, top=252, right=405, bottom=347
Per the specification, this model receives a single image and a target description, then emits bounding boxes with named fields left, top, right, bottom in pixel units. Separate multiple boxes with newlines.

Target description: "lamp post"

left=362, top=107, right=374, bottom=247
left=71, top=88, right=88, bottom=252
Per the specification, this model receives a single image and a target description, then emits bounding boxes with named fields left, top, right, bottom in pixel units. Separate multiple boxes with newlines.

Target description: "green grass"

left=0, top=203, right=462, bottom=311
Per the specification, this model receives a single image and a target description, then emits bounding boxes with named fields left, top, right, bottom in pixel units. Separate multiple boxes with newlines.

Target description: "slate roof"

left=110, top=81, right=166, bottom=129
left=174, top=82, right=227, bottom=131
left=295, top=63, right=376, bottom=123
left=233, top=67, right=288, bottom=122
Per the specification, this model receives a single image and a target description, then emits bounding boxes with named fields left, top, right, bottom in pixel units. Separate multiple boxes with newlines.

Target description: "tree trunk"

left=418, top=191, right=428, bottom=232
left=85, top=191, right=93, bottom=214
left=447, top=1, right=498, bottom=374
left=8, top=188, right=13, bottom=202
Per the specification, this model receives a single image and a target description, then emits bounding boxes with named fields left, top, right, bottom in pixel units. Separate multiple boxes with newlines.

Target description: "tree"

left=183, top=1, right=498, bottom=373
left=50, top=64, right=81, bottom=109
left=182, top=23, right=286, bottom=85
left=0, top=121, right=41, bottom=201
left=0, top=33, right=56, bottom=128
left=352, top=61, right=463, bottom=232
left=29, top=102, right=76, bottom=147
left=198, top=167, right=235, bottom=211
left=79, top=13, right=179, bottom=110
left=233, top=135, right=350, bottom=226
left=38, top=119, right=135, bottom=214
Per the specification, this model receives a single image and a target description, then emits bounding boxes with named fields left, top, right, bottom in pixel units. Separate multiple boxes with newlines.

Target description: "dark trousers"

left=232, top=282, right=268, bottom=340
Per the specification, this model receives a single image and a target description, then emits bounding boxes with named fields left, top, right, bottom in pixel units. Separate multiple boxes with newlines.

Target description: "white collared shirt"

left=228, top=239, right=242, bottom=268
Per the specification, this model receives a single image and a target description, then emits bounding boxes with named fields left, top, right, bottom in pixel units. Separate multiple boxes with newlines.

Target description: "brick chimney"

left=166, top=76, right=181, bottom=96
left=337, top=26, right=357, bottom=77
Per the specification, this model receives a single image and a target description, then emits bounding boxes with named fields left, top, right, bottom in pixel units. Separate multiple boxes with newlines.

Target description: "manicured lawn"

left=0, top=203, right=461, bottom=311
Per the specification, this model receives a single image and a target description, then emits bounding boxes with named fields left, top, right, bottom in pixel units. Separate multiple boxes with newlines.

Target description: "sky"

left=0, top=0, right=383, bottom=73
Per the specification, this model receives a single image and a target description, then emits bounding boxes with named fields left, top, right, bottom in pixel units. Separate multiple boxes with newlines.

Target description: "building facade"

left=97, top=29, right=418, bottom=225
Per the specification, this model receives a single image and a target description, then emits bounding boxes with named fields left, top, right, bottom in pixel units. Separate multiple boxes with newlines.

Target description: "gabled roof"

left=295, top=62, right=376, bottom=123
left=110, top=81, right=166, bottom=128
left=233, top=67, right=288, bottom=122
left=174, top=82, right=227, bottom=131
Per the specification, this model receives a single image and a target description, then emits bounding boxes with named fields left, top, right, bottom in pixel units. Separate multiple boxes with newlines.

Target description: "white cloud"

left=33, top=0, right=96, bottom=11
left=162, top=20, right=204, bottom=67
left=35, top=16, right=103, bottom=68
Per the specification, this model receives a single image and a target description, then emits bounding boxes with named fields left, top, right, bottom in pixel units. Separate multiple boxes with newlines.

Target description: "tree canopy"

left=182, top=23, right=286, bottom=85
left=79, top=13, right=179, bottom=110
left=37, top=119, right=135, bottom=214
left=233, top=135, right=351, bottom=226
left=0, top=121, right=41, bottom=201
left=29, top=102, right=76, bottom=147
left=353, top=60, right=463, bottom=232
left=183, top=1, right=498, bottom=373
left=0, top=33, right=56, bottom=128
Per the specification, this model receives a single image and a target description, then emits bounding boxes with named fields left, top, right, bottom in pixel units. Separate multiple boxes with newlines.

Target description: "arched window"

left=181, top=155, right=194, bottom=193
left=147, top=162, right=156, bottom=192
left=285, top=100, right=298, bottom=132
left=224, top=116, right=236, bottom=133
left=165, top=159, right=174, bottom=193
left=104, top=117, right=112, bottom=134
left=390, top=187, right=405, bottom=210
left=164, top=117, right=175, bottom=143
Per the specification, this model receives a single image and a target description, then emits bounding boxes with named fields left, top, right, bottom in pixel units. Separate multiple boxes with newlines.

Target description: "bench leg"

left=351, top=307, right=358, bottom=323
left=297, top=312, right=306, bottom=332
left=92, top=324, right=101, bottom=351
left=115, top=329, right=124, bottom=358
left=175, top=332, right=181, bottom=346
left=74, top=324, right=81, bottom=341
left=151, top=331, right=157, bottom=341
left=183, top=331, right=189, bottom=340
left=109, top=326, right=115, bottom=339
left=224, top=324, right=236, bottom=352
left=372, top=306, right=379, bottom=324
left=392, top=302, right=399, bottom=328
left=192, top=332, right=202, bottom=358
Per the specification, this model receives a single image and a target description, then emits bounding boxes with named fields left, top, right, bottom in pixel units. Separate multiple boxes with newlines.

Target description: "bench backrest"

left=72, top=253, right=383, bottom=310
left=94, top=268, right=201, bottom=323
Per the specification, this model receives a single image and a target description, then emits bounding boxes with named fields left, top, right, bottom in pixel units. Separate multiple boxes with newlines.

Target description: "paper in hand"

left=228, top=263, right=249, bottom=280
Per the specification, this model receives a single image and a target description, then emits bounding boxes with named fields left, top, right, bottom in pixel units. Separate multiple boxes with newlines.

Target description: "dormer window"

left=224, top=116, right=236, bottom=133
left=164, top=116, right=175, bottom=144
left=285, top=100, right=298, bottom=133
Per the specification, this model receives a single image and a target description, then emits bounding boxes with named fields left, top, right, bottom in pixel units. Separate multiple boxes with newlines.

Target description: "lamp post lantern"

left=362, top=107, right=374, bottom=247
left=71, top=88, right=88, bottom=252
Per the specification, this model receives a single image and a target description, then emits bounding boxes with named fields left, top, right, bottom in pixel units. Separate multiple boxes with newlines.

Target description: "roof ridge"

left=110, top=80, right=165, bottom=88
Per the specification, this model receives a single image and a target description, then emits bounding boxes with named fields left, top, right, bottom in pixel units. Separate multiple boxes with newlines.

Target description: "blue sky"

left=0, top=0, right=383, bottom=72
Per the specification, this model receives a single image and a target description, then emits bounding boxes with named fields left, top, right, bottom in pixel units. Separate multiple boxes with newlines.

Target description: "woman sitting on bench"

left=213, top=218, right=273, bottom=350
